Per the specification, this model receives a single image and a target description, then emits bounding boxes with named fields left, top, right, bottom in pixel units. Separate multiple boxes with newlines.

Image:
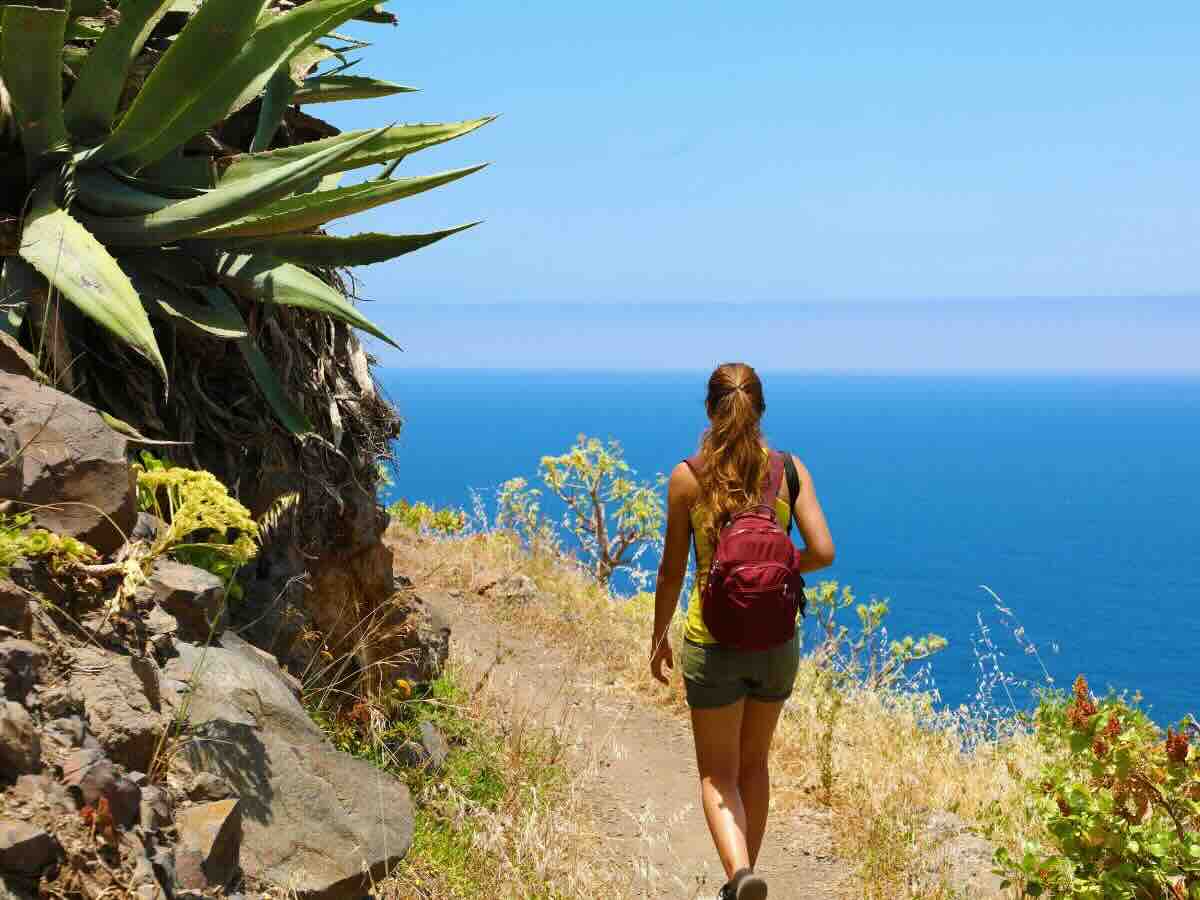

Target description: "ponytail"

left=697, top=362, right=767, bottom=543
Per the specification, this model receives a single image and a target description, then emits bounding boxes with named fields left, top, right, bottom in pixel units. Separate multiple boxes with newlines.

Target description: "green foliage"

left=0, top=513, right=98, bottom=574
left=388, top=499, right=467, bottom=535
left=495, top=477, right=557, bottom=551
left=994, top=675, right=1200, bottom=899
left=1, top=0, right=490, bottom=432
left=806, top=580, right=947, bottom=690
left=539, top=434, right=665, bottom=585
left=134, top=452, right=258, bottom=600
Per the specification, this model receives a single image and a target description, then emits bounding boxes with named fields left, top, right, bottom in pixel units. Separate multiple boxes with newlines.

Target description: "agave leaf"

left=216, top=253, right=397, bottom=348
left=249, top=62, right=298, bottom=153
left=225, top=223, right=479, bottom=267
left=196, top=165, right=487, bottom=238
left=73, top=168, right=178, bottom=217
left=64, top=0, right=175, bottom=141
left=126, top=261, right=249, bottom=339
left=293, top=74, right=416, bottom=105
left=353, top=4, right=395, bottom=25
left=219, top=118, right=494, bottom=184
left=193, top=289, right=314, bottom=434
left=90, top=0, right=381, bottom=171
left=66, top=17, right=107, bottom=40
left=100, top=411, right=189, bottom=445
left=0, top=257, right=38, bottom=339
left=18, top=178, right=167, bottom=382
left=1, top=5, right=69, bottom=170
left=77, top=126, right=385, bottom=246
left=139, top=152, right=218, bottom=190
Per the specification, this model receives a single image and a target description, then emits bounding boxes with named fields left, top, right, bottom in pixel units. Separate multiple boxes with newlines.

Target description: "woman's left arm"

left=650, top=462, right=694, bottom=685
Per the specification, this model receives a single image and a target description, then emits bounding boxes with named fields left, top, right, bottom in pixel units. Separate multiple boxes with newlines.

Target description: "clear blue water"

left=379, top=370, right=1200, bottom=726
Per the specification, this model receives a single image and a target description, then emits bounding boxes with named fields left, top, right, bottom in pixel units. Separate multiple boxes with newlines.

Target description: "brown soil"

left=440, top=592, right=852, bottom=899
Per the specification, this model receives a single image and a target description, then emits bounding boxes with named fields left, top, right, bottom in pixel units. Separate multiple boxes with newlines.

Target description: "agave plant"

left=0, top=0, right=490, bottom=440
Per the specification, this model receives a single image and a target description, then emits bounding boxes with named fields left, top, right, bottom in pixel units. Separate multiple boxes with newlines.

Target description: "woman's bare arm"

left=790, top=455, right=835, bottom=573
left=650, top=462, right=696, bottom=683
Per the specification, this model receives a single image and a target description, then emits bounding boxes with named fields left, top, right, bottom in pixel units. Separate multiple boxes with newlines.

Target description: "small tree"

left=539, top=435, right=664, bottom=586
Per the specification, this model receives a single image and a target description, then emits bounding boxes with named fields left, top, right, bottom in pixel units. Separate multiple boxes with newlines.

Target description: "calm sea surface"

left=379, top=370, right=1200, bottom=725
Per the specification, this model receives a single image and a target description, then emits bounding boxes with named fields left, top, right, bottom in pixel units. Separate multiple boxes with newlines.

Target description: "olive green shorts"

left=680, top=632, right=801, bottom=709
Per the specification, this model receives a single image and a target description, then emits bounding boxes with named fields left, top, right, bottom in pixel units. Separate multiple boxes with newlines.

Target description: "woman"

left=650, top=362, right=835, bottom=900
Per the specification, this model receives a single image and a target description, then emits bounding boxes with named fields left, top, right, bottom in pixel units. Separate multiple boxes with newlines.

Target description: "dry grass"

left=389, top=524, right=1046, bottom=899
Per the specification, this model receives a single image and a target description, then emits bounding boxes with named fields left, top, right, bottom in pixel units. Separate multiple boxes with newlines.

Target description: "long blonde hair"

left=697, top=362, right=767, bottom=542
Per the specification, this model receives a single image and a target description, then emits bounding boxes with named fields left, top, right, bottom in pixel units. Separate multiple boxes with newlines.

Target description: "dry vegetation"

left=387, top=522, right=1049, bottom=899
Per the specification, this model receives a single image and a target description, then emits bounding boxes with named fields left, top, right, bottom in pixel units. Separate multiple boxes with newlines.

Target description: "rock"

left=395, top=740, right=429, bottom=770
left=418, top=721, right=450, bottom=772
left=140, top=785, right=173, bottom=831
left=70, top=647, right=167, bottom=771
left=0, top=581, right=31, bottom=639
left=0, top=640, right=47, bottom=703
left=175, top=799, right=241, bottom=889
left=144, top=606, right=178, bottom=657
left=44, top=716, right=87, bottom=750
left=355, top=589, right=451, bottom=692
left=60, top=748, right=139, bottom=827
left=0, top=821, right=58, bottom=876
left=134, top=560, right=225, bottom=643
left=107, top=776, right=142, bottom=829
left=0, top=335, right=39, bottom=381
left=10, top=774, right=74, bottom=814
left=131, top=512, right=165, bottom=543
left=0, top=701, right=39, bottom=777
left=187, top=772, right=234, bottom=802
left=173, top=848, right=206, bottom=893
left=0, top=372, right=136, bottom=555
left=166, top=632, right=414, bottom=900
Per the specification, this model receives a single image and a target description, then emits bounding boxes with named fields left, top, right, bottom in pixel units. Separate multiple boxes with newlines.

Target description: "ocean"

left=379, top=370, right=1199, bottom=726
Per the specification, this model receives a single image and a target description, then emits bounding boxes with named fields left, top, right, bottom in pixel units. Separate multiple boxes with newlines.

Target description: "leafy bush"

left=134, top=453, right=258, bottom=602
left=388, top=499, right=467, bottom=535
left=539, top=435, right=664, bottom=585
left=995, top=675, right=1200, bottom=898
left=0, top=513, right=98, bottom=573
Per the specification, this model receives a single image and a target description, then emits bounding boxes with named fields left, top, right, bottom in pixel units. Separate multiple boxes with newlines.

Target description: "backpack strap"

left=758, top=451, right=785, bottom=516
left=783, top=453, right=800, bottom=535
left=682, top=456, right=702, bottom=564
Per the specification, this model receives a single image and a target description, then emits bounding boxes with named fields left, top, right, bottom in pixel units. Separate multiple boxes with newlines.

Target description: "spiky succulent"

left=0, top=0, right=489, bottom=435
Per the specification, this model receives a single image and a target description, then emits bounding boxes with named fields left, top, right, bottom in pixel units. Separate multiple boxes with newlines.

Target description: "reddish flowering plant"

left=994, top=675, right=1200, bottom=899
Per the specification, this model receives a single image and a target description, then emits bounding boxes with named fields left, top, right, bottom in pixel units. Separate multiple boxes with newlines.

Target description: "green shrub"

left=388, top=498, right=467, bottom=535
left=0, top=513, right=98, bottom=573
left=995, top=675, right=1200, bottom=898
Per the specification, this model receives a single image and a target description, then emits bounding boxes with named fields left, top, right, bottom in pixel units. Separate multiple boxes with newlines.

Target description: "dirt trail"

left=442, top=594, right=850, bottom=900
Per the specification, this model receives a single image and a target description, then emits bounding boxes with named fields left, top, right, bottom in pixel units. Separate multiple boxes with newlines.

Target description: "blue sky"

left=323, top=2, right=1199, bottom=370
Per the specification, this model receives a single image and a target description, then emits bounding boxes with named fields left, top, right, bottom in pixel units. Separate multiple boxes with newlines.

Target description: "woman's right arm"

left=650, top=462, right=694, bottom=684
left=790, top=455, right=835, bottom=573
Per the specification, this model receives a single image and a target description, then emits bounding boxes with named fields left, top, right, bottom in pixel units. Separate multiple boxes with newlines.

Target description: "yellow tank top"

left=684, top=455, right=794, bottom=645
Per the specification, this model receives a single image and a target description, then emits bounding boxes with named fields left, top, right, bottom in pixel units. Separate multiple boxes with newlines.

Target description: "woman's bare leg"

left=691, top=699, right=750, bottom=878
left=739, top=698, right=785, bottom=867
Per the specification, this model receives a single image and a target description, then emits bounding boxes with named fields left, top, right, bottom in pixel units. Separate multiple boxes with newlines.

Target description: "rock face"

left=0, top=373, right=136, bottom=555
left=69, top=648, right=168, bottom=771
left=0, top=581, right=31, bottom=639
left=134, top=560, right=225, bottom=643
left=0, top=701, right=39, bottom=778
left=356, top=586, right=451, bottom=692
left=166, top=632, right=413, bottom=900
left=175, top=799, right=242, bottom=889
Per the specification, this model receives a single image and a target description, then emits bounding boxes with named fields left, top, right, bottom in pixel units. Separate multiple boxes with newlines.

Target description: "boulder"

left=134, top=560, right=225, bottom=643
left=0, top=581, right=30, bottom=639
left=0, top=821, right=58, bottom=876
left=0, top=640, right=47, bottom=703
left=0, top=373, right=136, bottom=555
left=166, top=632, right=414, bottom=900
left=69, top=648, right=168, bottom=771
left=59, top=747, right=139, bottom=824
left=9, top=774, right=74, bottom=815
left=175, top=799, right=241, bottom=889
left=0, top=701, right=39, bottom=777
left=418, top=721, right=450, bottom=772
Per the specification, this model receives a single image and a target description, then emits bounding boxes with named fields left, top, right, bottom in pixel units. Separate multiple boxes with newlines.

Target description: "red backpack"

left=686, top=450, right=806, bottom=651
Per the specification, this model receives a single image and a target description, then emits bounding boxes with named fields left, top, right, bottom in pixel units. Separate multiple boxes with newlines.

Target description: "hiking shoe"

left=719, top=869, right=768, bottom=900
